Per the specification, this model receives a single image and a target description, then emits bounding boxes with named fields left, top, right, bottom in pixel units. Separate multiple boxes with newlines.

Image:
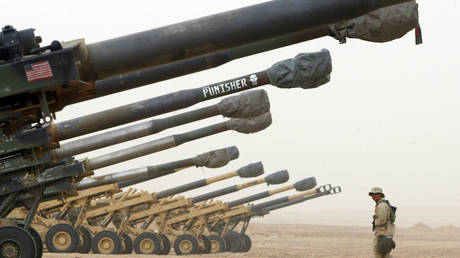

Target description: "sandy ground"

left=43, top=223, right=460, bottom=258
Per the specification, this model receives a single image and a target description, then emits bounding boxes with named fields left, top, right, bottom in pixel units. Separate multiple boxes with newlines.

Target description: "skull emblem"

left=249, top=74, right=258, bottom=86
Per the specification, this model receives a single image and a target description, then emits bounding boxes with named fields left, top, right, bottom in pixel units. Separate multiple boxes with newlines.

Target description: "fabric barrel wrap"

left=226, top=112, right=272, bottom=134
left=331, top=1, right=420, bottom=43
left=293, top=177, right=317, bottom=191
left=192, top=146, right=239, bottom=168
left=236, top=162, right=264, bottom=178
left=218, top=89, right=270, bottom=118
left=264, top=170, right=289, bottom=185
left=267, top=49, right=332, bottom=89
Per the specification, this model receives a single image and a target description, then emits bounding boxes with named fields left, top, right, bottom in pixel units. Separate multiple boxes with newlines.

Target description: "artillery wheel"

left=158, top=234, right=171, bottom=255
left=26, top=226, right=43, bottom=258
left=77, top=226, right=92, bottom=253
left=224, top=231, right=242, bottom=252
left=0, top=225, right=37, bottom=258
left=133, top=232, right=161, bottom=254
left=120, top=233, right=133, bottom=254
left=207, top=234, right=225, bottom=253
left=45, top=223, right=80, bottom=253
left=239, top=233, right=252, bottom=252
left=197, top=235, right=211, bottom=253
left=173, top=234, right=198, bottom=255
left=92, top=231, right=121, bottom=254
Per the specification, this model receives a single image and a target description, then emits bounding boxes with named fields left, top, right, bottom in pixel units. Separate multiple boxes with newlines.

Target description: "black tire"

left=207, top=234, right=225, bottom=253
left=133, top=232, right=161, bottom=254
left=224, top=231, right=242, bottom=252
left=158, top=234, right=171, bottom=255
left=77, top=226, right=92, bottom=253
left=173, top=234, right=198, bottom=255
left=45, top=223, right=80, bottom=253
left=239, top=233, right=252, bottom=252
left=120, top=233, right=133, bottom=254
left=0, top=225, right=37, bottom=258
left=92, top=230, right=121, bottom=254
left=197, top=235, right=211, bottom=253
left=27, top=226, right=43, bottom=258
left=223, top=234, right=231, bottom=251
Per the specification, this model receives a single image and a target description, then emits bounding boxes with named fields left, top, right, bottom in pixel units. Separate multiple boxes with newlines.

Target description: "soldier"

left=369, top=187, right=396, bottom=258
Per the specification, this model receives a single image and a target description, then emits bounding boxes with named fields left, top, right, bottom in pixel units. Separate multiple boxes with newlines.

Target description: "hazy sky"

left=4, top=0, right=460, bottom=226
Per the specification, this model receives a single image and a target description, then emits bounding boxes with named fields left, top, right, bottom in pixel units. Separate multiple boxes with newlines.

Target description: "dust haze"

left=4, top=0, right=459, bottom=229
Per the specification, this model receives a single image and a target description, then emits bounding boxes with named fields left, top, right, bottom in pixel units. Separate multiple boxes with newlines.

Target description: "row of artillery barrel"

left=20, top=159, right=340, bottom=255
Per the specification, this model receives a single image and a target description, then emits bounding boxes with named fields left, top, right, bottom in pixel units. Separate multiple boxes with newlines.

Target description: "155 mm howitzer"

left=210, top=186, right=342, bottom=253
left=69, top=161, right=265, bottom=255
left=11, top=146, right=238, bottom=254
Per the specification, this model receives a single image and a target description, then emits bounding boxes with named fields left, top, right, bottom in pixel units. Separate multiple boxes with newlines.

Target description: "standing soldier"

left=369, top=187, right=396, bottom=258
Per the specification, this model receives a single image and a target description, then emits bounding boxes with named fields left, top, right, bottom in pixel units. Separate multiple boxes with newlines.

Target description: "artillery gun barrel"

left=55, top=89, right=269, bottom=159
left=85, top=0, right=409, bottom=80
left=75, top=146, right=239, bottom=190
left=55, top=50, right=330, bottom=141
left=156, top=162, right=264, bottom=199
left=251, top=184, right=332, bottom=211
left=95, top=2, right=420, bottom=97
left=263, top=186, right=342, bottom=213
left=91, top=162, right=264, bottom=207
left=191, top=170, right=289, bottom=203
left=86, top=112, right=271, bottom=170
left=227, top=177, right=317, bottom=208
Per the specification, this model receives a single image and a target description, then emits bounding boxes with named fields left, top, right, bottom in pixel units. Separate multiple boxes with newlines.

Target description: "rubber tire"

left=120, top=233, right=133, bottom=254
left=133, top=232, right=161, bottom=254
left=45, top=223, right=80, bottom=253
left=173, top=234, right=199, bottom=255
left=158, top=234, right=171, bottom=255
left=198, top=235, right=211, bottom=253
left=92, top=231, right=121, bottom=254
left=17, top=224, right=42, bottom=258
left=27, top=226, right=43, bottom=258
left=77, top=226, right=92, bottom=253
left=207, top=234, right=226, bottom=253
left=224, top=231, right=242, bottom=252
left=223, top=234, right=231, bottom=251
left=239, top=233, right=252, bottom=252
left=0, top=225, right=37, bottom=258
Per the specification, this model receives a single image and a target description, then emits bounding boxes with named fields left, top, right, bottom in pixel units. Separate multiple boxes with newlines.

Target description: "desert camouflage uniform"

left=373, top=198, right=395, bottom=258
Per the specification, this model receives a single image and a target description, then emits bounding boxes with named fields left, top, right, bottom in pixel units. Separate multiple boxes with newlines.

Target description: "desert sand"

left=43, top=223, right=460, bottom=258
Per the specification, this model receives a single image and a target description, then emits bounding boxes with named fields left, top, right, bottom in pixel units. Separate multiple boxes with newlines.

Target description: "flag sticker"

left=24, top=61, right=53, bottom=82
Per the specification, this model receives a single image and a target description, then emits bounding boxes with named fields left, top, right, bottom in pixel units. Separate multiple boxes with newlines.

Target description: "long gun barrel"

left=227, top=177, right=317, bottom=208
left=54, top=50, right=330, bottom=141
left=156, top=162, right=264, bottom=199
left=54, top=89, right=269, bottom=159
left=191, top=170, right=289, bottom=203
left=74, top=146, right=239, bottom=190
left=86, top=112, right=271, bottom=170
left=263, top=186, right=342, bottom=213
left=93, top=2, right=420, bottom=97
left=84, top=0, right=410, bottom=80
left=251, top=184, right=332, bottom=211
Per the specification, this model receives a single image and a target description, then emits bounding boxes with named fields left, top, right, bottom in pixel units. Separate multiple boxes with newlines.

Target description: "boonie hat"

left=368, top=187, right=385, bottom=197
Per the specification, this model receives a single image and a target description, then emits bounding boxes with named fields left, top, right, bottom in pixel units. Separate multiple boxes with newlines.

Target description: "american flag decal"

left=24, top=61, right=54, bottom=82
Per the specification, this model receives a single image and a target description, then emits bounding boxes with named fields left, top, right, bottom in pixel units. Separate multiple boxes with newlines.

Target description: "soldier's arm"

left=374, top=203, right=389, bottom=227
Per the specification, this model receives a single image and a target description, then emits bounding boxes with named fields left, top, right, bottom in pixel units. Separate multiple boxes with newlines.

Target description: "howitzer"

left=0, top=0, right=413, bottom=132
left=199, top=178, right=319, bottom=253
left=80, top=162, right=265, bottom=254
left=0, top=49, right=324, bottom=223
left=122, top=169, right=286, bottom=255
left=0, top=0, right=420, bottom=256
left=97, top=1, right=421, bottom=97
left=55, top=89, right=269, bottom=158
left=9, top=146, right=238, bottom=254
left=212, top=186, right=342, bottom=253
left=153, top=170, right=290, bottom=255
